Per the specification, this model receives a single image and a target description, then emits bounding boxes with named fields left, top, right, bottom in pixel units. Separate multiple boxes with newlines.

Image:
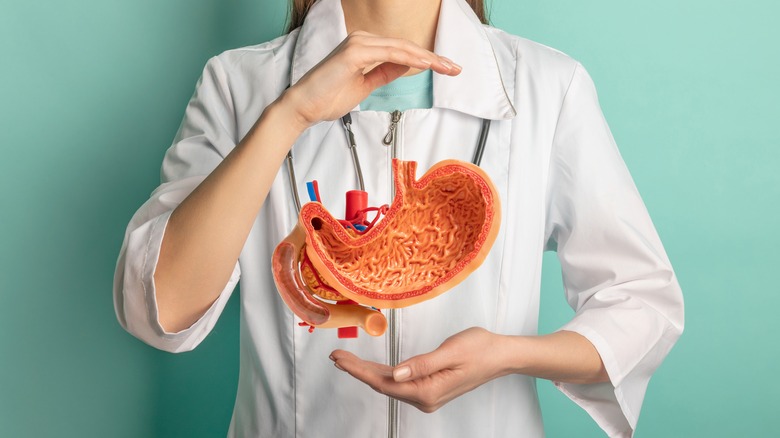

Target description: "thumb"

left=393, top=348, right=454, bottom=383
left=363, top=62, right=411, bottom=91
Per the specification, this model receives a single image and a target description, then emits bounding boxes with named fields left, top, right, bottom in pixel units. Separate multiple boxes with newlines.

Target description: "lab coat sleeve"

left=544, top=63, right=684, bottom=437
left=113, top=55, right=241, bottom=353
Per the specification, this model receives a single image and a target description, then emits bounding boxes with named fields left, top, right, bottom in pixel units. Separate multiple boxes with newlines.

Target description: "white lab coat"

left=113, top=0, right=684, bottom=436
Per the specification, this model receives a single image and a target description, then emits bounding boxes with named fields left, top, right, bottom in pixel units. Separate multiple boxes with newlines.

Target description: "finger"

left=346, top=45, right=437, bottom=76
left=331, top=350, right=458, bottom=412
left=330, top=350, right=393, bottom=378
left=342, top=33, right=461, bottom=75
left=362, top=62, right=411, bottom=90
left=438, top=56, right=462, bottom=75
left=329, top=350, right=430, bottom=398
left=333, top=355, right=430, bottom=403
left=393, top=348, right=459, bottom=383
left=360, top=36, right=462, bottom=75
left=331, top=351, right=403, bottom=397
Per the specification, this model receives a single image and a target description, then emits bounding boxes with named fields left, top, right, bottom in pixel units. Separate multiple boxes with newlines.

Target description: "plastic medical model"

left=272, top=159, right=501, bottom=338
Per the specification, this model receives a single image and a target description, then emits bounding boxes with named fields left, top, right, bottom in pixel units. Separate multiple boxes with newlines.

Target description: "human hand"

left=329, top=327, right=510, bottom=413
left=278, top=30, right=461, bottom=130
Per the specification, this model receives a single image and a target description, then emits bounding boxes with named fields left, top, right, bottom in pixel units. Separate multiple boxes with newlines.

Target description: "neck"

left=341, top=0, right=442, bottom=75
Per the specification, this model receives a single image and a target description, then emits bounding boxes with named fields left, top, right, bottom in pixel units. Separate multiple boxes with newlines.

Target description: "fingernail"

left=334, top=362, right=345, bottom=371
left=440, top=59, right=453, bottom=70
left=329, top=354, right=335, bottom=361
left=441, top=57, right=461, bottom=71
left=393, top=366, right=411, bottom=382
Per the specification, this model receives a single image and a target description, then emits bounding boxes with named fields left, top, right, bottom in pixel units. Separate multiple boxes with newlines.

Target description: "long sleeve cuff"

left=554, top=279, right=683, bottom=437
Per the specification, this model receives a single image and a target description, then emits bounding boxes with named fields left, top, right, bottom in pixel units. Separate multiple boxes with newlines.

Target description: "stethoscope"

left=284, top=112, right=492, bottom=213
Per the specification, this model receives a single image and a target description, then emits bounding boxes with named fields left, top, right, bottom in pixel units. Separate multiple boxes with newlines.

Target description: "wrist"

left=495, top=332, right=609, bottom=384
left=494, top=334, right=532, bottom=377
left=270, top=87, right=317, bottom=134
left=235, top=96, right=310, bottom=162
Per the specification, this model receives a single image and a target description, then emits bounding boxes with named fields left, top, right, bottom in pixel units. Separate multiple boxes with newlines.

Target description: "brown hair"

left=286, top=0, right=489, bottom=33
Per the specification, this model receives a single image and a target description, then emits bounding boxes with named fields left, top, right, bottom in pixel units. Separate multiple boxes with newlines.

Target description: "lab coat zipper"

left=383, top=109, right=403, bottom=438
left=383, top=109, right=402, bottom=198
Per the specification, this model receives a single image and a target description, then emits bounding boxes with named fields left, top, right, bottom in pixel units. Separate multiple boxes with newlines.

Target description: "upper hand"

left=278, top=30, right=462, bottom=130
left=329, top=327, right=509, bottom=413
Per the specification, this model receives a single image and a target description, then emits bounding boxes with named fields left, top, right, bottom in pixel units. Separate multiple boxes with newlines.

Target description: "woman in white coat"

left=114, top=0, right=684, bottom=436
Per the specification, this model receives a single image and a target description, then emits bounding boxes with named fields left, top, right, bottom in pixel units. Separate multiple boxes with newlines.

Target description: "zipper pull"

left=382, top=110, right=402, bottom=146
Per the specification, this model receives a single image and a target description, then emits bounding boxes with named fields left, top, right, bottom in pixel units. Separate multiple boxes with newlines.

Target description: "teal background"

left=0, top=0, right=776, bottom=436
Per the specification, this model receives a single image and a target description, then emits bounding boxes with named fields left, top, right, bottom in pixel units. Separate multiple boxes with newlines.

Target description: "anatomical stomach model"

left=272, top=159, right=501, bottom=337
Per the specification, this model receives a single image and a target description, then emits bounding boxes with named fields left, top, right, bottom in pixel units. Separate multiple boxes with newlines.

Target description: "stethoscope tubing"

left=472, top=118, right=491, bottom=167
left=285, top=113, right=491, bottom=214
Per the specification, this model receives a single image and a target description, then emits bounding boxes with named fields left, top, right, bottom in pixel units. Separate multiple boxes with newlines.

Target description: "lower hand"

left=329, top=327, right=509, bottom=413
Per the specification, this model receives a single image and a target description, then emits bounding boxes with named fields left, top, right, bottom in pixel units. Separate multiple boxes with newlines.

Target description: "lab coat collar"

left=290, top=0, right=517, bottom=120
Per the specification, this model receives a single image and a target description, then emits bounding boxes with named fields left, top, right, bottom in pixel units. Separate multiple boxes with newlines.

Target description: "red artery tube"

left=345, top=190, right=368, bottom=223
left=341, top=191, right=368, bottom=338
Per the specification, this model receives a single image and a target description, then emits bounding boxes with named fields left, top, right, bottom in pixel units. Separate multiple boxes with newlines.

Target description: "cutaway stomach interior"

left=312, top=173, right=486, bottom=294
